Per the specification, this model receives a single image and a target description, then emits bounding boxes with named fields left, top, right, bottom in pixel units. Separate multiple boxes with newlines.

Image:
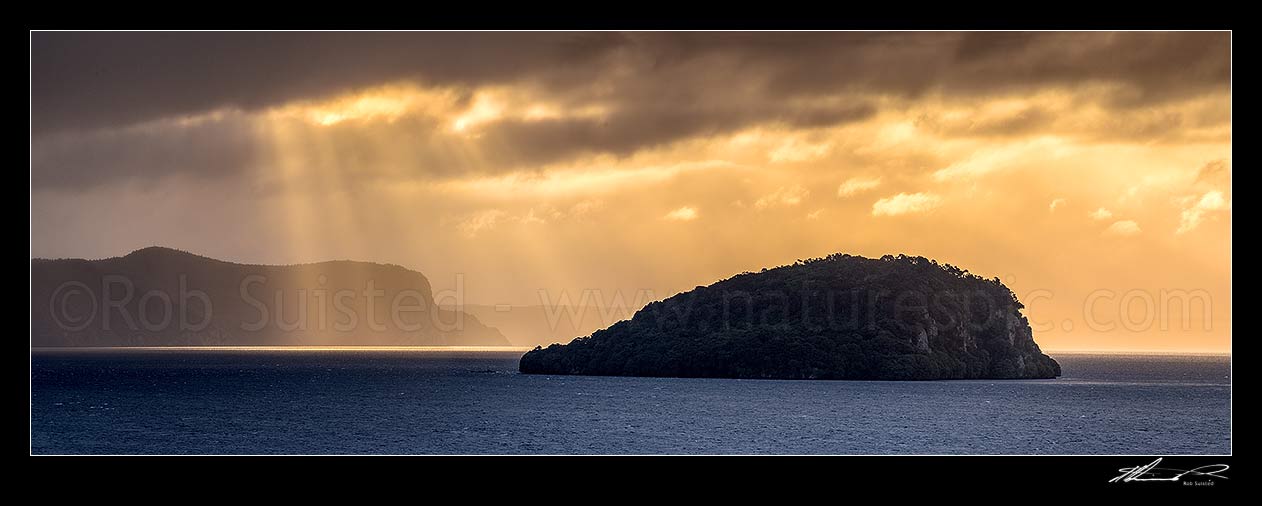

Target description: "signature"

left=1110, top=458, right=1229, bottom=483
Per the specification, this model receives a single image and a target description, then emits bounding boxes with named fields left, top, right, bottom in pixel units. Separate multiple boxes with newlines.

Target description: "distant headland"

left=520, top=254, right=1061, bottom=380
left=31, top=246, right=510, bottom=347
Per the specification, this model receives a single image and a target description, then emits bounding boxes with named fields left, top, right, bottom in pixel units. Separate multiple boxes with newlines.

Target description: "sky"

left=30, top=32, right=1231, bottom=352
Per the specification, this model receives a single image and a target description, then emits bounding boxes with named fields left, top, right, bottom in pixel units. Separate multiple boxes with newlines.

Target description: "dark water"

left=30, top=349, right=1231, bottom=455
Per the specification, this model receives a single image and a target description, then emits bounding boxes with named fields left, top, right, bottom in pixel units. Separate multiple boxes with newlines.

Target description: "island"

left=520, top=253, right=1061, bottom=380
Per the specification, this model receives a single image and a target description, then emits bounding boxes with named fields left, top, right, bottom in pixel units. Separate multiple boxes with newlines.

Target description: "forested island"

left=520, top=254, right=1061, bottom=380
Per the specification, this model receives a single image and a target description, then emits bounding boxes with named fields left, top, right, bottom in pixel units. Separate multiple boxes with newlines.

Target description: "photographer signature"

left=1110, top=458, right=1229, bottom=483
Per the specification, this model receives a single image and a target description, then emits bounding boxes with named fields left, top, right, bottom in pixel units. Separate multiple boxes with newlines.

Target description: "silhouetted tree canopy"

left=520, top=253, right=1060, bottom=380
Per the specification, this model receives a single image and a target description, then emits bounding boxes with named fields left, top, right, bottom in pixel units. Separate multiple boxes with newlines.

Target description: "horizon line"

left=29, top=345, right=1230, bottom=356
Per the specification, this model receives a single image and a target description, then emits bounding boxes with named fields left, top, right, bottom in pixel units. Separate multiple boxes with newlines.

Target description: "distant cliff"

left=31, top=247, right=510, bottom=346
left=520, top=254, right=1060, bottom=380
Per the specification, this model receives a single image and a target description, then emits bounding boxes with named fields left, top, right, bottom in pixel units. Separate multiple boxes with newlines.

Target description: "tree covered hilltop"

left=520, top=254, right=1061, bottom=380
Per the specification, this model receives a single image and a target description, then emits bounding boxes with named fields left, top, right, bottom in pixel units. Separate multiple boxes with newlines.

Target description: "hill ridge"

left=520, top=253, right=1061, bottom=380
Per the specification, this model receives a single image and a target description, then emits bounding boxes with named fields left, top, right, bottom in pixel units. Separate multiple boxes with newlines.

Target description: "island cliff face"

left=31, top=247, right=510, bottom=347
left=520, top=254, right=1060, bottom=380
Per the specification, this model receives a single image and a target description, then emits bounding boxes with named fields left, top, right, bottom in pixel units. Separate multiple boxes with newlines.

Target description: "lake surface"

left=30, top=349, right=1231, bottom=455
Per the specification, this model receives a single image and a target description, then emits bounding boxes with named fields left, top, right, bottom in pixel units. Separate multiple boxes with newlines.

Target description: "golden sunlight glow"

left=663, top=206, right=699, bottom=221
left=265, top=84, right=614, bottom=136
left=41, top=79, right=1229, bottom=352
left=451, top=92, right=505, bottom=132
left=432, top=159, right=743, bottom=199
left=270, top=85, right=462, bottom=126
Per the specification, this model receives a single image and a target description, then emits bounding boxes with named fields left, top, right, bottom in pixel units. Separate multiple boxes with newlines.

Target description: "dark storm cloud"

left=474, top=102, right=875, bottom=168
left=578, top=31, right=1230, bottom=105
left=30, top=32, right=575, bottom=134
left=944, top=32, right=1231, bottom=104
left=33, top=32, right=1231, bottom=135
left=28, top=99, right=875, bottom=191
left=30, top=31, right=1230, bottom=190
left=31, top=114, right=260, bottom=190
